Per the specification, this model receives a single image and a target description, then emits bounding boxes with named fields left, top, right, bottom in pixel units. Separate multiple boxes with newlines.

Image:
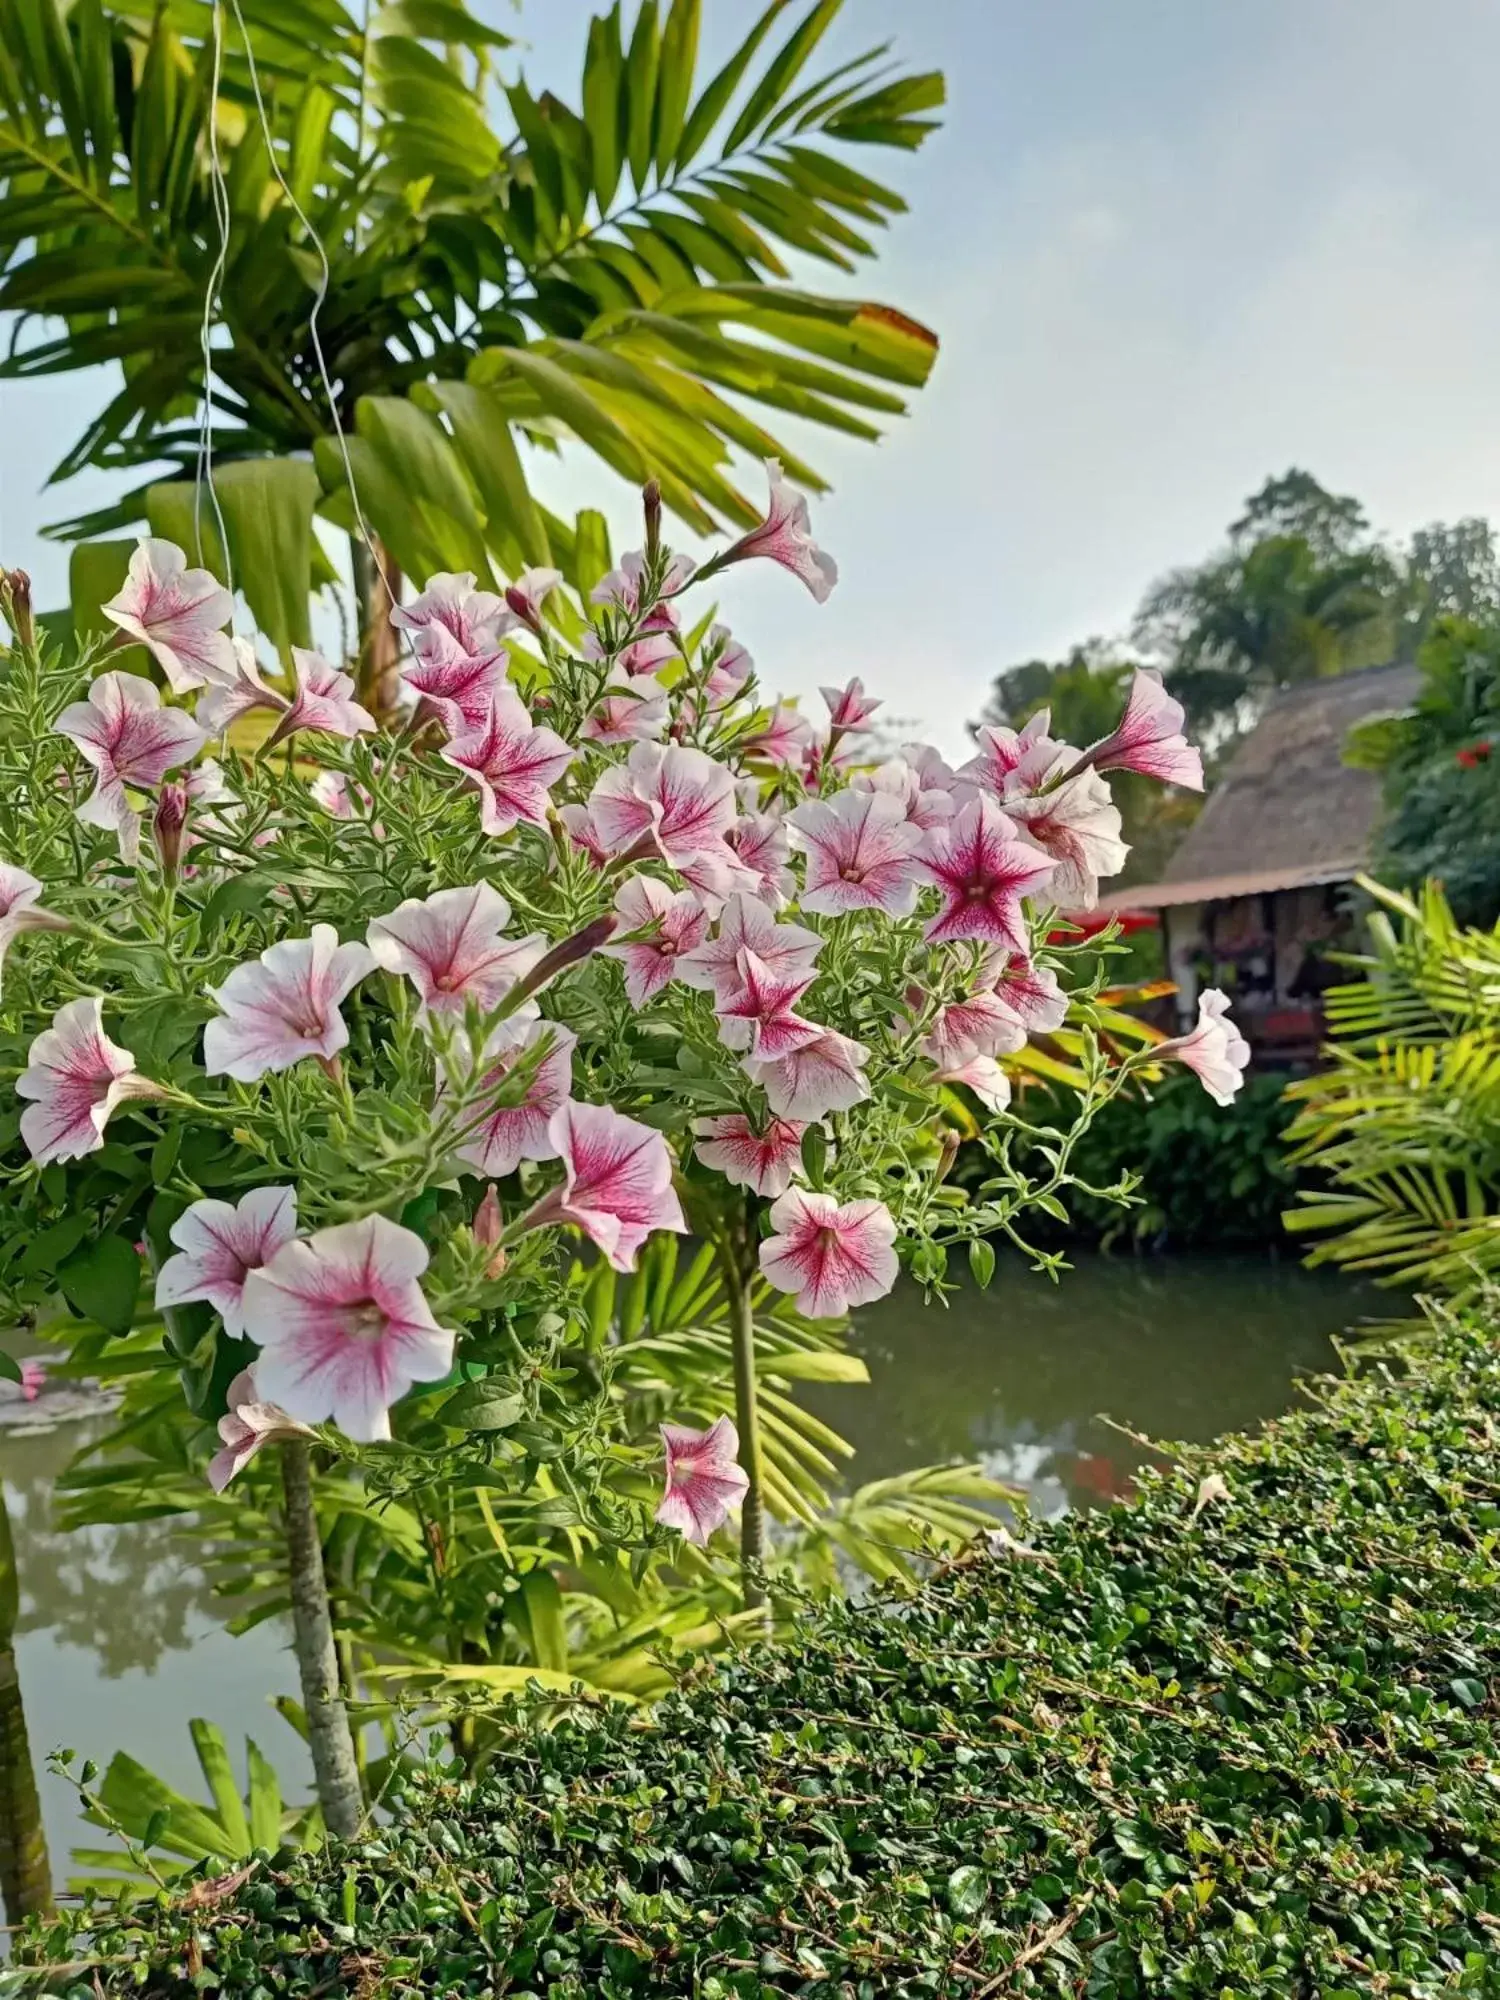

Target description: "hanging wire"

left=195, top=0, right=236, bottom=591
left=225, top=0, right=396, bottom=612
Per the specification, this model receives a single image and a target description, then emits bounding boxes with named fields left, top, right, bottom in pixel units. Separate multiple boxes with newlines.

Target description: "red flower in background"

left=1456, top=742, right=1492, bottom=769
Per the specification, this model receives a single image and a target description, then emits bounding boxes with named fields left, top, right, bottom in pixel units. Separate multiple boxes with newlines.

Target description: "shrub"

left=17, top=1313, right=1500, bottom=1997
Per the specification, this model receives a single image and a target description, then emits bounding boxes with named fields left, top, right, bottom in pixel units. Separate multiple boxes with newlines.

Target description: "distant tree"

left=1133, top=469, right=1402, bottom=736
left=1399, top=518, right=1500, bottom=657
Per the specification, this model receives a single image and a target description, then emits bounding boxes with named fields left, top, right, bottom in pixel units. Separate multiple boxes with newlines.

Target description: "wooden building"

left=1095, top=662, right=1420, bottom=1062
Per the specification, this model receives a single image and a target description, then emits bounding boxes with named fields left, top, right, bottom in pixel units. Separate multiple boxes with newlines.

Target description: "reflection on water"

left=1, top=1251, right=1380, bottom=1887
left=799, top=1251, right=1385, bottom=1519
left=0, top=1420, right=304, bottom=1882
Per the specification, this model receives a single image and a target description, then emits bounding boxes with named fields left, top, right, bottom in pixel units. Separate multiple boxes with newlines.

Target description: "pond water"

left=2, top=1250, right=1389, bottom=1897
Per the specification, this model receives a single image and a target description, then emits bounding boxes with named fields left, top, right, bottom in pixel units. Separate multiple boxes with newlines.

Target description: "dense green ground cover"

left=16, top=1319, right=1500, bottom=1998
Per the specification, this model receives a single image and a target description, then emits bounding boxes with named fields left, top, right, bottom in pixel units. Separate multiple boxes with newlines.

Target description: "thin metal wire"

left=225, top=0, right=394, bottom=609
left=195, top=0, right=235, bottom=590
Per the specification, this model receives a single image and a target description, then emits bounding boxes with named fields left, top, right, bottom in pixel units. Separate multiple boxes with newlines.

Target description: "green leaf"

left=68, top=539, right=141, bottom=655
left=373, top=0, right=513, bottom=47
left=421, top=380, right=551, bottom=572
left=623, top=0, right=661, bottom=193
left=653, top=0, right=700, bottom=172
left=57, top=1236, right=142, bottom=1338
left=148, top=460, right=321, bottom=655
left=0, top=1351, right=21, bottom=1387
left=946, top=1864, right=988, bottom=1917
left=722, top=0, right=841, bottom=155
left=582, top=4, right=626, bottom=211
left=245, top=1739, right=283, bottom=1853
left=509, top=1570, right=569, bottom=1674
left=190, top=1721, right=251, bottom=1856
left=353, top=395, right=492, bottom=577
left=675, top=0, right=789, bottom=170
left=440, top=1383, right=524, bottom=1431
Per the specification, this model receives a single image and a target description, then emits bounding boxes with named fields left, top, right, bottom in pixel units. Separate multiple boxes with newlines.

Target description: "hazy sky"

left=3, top=0, right=1499, bottom=755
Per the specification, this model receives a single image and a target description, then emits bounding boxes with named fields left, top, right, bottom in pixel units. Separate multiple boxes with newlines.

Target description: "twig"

left=972, top=1891, right=1094, bottom=1996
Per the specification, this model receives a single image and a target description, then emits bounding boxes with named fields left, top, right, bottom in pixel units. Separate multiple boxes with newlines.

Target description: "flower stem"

left=279, top=1441, right=363, bottom=1839
left=721, top=1210, right=769, bottom=1618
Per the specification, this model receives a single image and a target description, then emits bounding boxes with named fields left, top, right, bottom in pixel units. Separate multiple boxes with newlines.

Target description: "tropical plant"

left=0, top=0, right=942, bottom=697
left=0, top=467, right=1231, bottom=1848
left=1283, top=875, right=1500, bottom=1301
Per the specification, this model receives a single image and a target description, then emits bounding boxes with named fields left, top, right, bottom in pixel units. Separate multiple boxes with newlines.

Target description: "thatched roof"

left=1096, top=662, right=1421, bottom=912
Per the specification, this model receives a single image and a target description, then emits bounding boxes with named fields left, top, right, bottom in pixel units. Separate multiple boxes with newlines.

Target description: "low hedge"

left=17, top=1320, right=1500, bottom=1998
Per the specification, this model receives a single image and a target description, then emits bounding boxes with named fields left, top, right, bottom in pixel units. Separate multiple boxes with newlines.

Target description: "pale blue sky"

left=4, top=0, right=1500, bottom=754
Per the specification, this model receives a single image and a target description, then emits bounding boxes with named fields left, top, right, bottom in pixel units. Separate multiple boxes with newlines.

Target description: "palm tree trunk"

left=280, top=1443, right=363, bottom=1839
left=723, top=1215, right=769, bottom=1615
left=0, top=1490, right=52, bottom=1921
left=352, top=535, right=403, bottom=723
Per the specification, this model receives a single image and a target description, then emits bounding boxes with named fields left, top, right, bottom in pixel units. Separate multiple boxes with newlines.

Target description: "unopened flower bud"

left=0, top=567, right=35, bottom=650
left=153, top=781, right=189, bottom=878
left=935, top=1128, right=961, bottom=1183
left=473, top=1184, right=508, bottom=1278
left=642, top=478, right=663, bottom=564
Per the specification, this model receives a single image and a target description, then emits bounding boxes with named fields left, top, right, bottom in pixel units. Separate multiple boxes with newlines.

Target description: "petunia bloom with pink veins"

left=391, top=571, right=512, bottom=655
left=701, top=626, right=753, bottom=708
left=520, top=1100, right=687, bottom=1272
left=920, top=986, right=1029, bottom=1069
left=1087, top=669, right=1203, bottom=789
left=759, top=1188, right=899, bottom=1319
left=822, top=676, right=881, bottom=732
left=588, top=742, right=738, bottom=876
left=1157, top=988, right=1250, bottom=1106
left=241, top=1214, right=455, bottom=1444
left=451, top=1020, right=577, bottom=1178
left=55, top=671, right=207, bottom=861
left=729, top=808, right=795, bottom=908
left=17, top=997, right=166, bottom=1164
left=206, top=1367, right=314, bottom=1493
left=718, top=950, right=822, bottom=1061
left=265, top=649, right=376, bottom=750
left=581, top=664, right=669, bottom=746
left=986, top=951, right=1069, bottom=1035
left=719, top=459, right=838, bottom=602
left=935, top=1053, right=1013, bottom=1113
left=851, top=756, right=956, bottom=834
left=0, top=862, right=68, bottom=997
left=367, top=882, right=543, bottom=1020
left=745, top=703, right=815, bottom=769
left=678, top=892, right=822, bottom=1005
left=917, top=796, right=1057, bottom=950
left=788, top=787, right=925, bottom=918
left=399, top=624, right=506, bottom=738
left=203, top=925, right=375, bottom=1081
left=195, top=637, right=287, bottom=737
left=751, top=1027, right=870, bottom=1122
left=441, top=689, right=573, bottom=836
left=1004, top=766, right=1127, bottom=910
left=656, top=1416, right=750, bottom=1546
left=101, top=537, right=234, bottom=693
left=155, top=1186, right=298, bottom=1339
left=693, top=1113, right=806, bottom=1198
left=591, top=550, right=694, bottom=625
left=504, top=565, right=563, bottom=628
left=958, top=711, right=1059, bottom=796
left=602, top=875, right=709, bottom=1005
left=557, top=800, right=612, bottom=868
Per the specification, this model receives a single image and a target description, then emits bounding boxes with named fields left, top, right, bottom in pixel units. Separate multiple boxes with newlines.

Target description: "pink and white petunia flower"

left=902, top=741, right=962, bottom=794
left=367, top=882, right=543, bottom=1019
left=590, top=550, right=694, bottom=625
left=206, top=1367, right=314, bottom=1492
left=759, top=1188, right=898, bottom=1318
left=581, top=665, right=669, bottom=745
left=745, top=703, right=815, bottom=769
left=677, top=893, right=823, bottom=1004
left=920, top=986, right=1030, bottom=1068
left=1157, top=989, right=1250, bottom=1105
left=693, top=1113, right=806, bottom=1198
left=1004, top=766, right=1127, bottom=909
left=917, top=797, right=1056, bottom=950
left=729, top=808, right=795, bottom=908
left=851, top=757, right=956, bottom=834
left=1088, top=670, right=1203, bottom=789
left=504, top=565, right=564, bottom=627
left=451, top=1019, right=577, bottom=1178
left=520, top=1101, right=687, bottom=1271
left=55, top=672, right=207, bottom=861
left=588, top=742, right=738, bottom=876
left=195, top=637, right=288, bottom=737
left=583, top=626, right=680, bottom=677
left=241, top=1215, right=456, bottom=1444
left=266, top=649, right=376, bottom=749
left=441, top=690, right=573, bottom=837
left=602, top=875, right=710, bottom=1005
left=656, top=1416, right=750, bottom=1546
left=986, top=951, right=1069, bottom=1034
left=101, top=537, right=234, bottom=692
left=155, top=1186, right=298, bottom=1338
left=935, top=1054, right=1013, bottom=1113
left=822, top=676, right=881, bottom=732
left=0, top=863, right=68, bottom=995
left=720, top=460, right=838, bottom=601
left=750, top=1027, right=870, bottom=1122
left=17, top=998, right=165, bottom=1164
left=788, top=788, right=925, bottom=918
left=718, top=950, right=822, bottom=1060
left=958, top=712, right=1059, bottom=796
left=308, top=769, right=366, bottom=820
left=399, top=624, right=507, bottom=738
left=392, top=572, right=512, bottom=655
left=558, top=801, right=612, bottom=868
left=203, top=925, right=375, bottom=1081
left=701, top=626, right=754, bottom=708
